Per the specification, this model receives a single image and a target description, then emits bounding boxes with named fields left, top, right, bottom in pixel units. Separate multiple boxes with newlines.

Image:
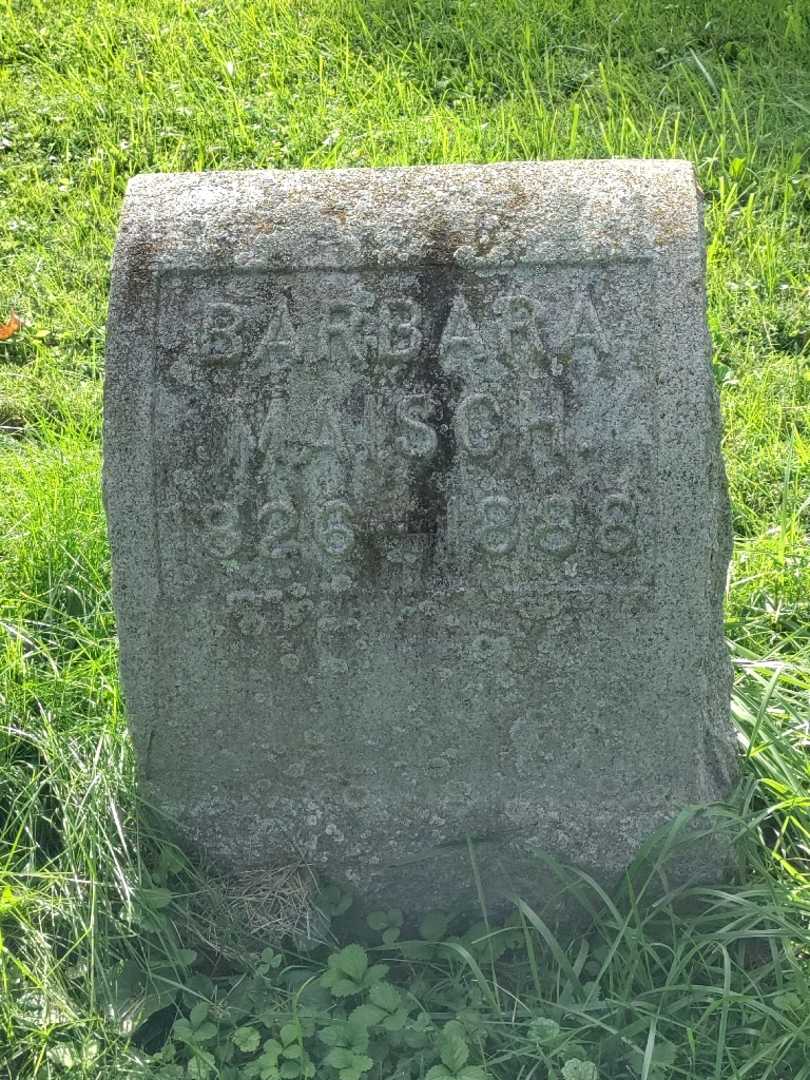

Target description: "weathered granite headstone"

left=104, top=160, right=737, bottom=919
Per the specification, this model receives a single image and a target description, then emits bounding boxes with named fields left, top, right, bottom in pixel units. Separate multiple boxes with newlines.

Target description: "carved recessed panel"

left=155, top=261, right=656, bottom=648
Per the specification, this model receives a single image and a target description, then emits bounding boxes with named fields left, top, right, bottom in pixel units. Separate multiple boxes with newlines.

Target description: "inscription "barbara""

left=158, top=265, right=633, bottom=380
left=175, top=290, right=561, bottom=369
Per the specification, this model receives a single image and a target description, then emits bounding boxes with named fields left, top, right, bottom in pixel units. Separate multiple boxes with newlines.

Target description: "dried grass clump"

left=185, top=860, right=328, bottom=960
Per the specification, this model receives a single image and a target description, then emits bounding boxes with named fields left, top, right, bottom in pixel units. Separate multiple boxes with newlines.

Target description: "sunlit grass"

left=1, top=0, right=808, bottom=1075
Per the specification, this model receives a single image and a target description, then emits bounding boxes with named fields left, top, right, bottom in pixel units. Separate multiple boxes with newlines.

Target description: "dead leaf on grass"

left=0, top=312, right=23, bottom=341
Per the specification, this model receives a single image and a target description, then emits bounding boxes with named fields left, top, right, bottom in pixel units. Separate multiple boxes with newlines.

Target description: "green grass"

left=1, top=0, right=809, bottom=1076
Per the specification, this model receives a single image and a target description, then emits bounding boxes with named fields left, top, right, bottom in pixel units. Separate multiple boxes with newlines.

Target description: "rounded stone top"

left=114, top=159, right=705, bottom=274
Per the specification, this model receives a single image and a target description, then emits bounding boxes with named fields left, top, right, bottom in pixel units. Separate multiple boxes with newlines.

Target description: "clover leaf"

left=367, top=909, right=404, bottom=944
left=323, top=1047, right=374, bottom=1080
left=232, top=1026, right=261, bottom=1053
left=527, top=1017, right=561, bottom=1044
left=420, top=911, right=450, bottom=942
left=440, top=1021, right=469, bottom=1073
left=561, top=1059, right=599, bottom=1080
left=186, top=1050, right=216, bottom=1079
left=321, top=945, right=389, bottom=998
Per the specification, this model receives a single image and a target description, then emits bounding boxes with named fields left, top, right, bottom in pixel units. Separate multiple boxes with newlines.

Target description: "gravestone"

left=104, top=160, right=737, bottom=919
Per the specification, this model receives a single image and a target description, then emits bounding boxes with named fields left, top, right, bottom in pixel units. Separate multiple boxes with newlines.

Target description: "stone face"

left=104, top=160, right=737, bottom=918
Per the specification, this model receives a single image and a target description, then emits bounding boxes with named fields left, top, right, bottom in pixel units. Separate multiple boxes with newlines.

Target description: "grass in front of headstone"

left=1, top=0, right=809, bottom=1077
